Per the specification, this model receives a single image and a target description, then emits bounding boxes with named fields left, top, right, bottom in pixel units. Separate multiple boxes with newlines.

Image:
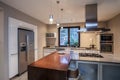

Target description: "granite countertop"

left=72, top=53, right=120, bottom=64
left=43, top=47, right=99, bottom=51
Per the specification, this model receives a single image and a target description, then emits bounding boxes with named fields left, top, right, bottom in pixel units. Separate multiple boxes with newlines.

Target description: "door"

left=26, top=30, right=34, bottom=65
left=100, top=43, right=113, bottom=53
left=18, top=28, right=27, bottom=74
left=18, top=28, right=34, bottom=75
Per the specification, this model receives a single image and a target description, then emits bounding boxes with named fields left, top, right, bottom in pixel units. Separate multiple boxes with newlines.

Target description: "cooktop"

left=79, top=53, right=104, bottom=58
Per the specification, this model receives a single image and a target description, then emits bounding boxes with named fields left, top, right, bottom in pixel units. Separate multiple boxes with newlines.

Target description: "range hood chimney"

left=78, top=4, right=110, bottom=32
left=86, top=4, right=98, bottom=30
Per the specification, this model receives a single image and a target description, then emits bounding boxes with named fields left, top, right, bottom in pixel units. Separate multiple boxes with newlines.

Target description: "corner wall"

left=108, top=13, right=120, bottom=56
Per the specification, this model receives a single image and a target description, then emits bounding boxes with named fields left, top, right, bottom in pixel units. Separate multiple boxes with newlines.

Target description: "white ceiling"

left=0, top=0, right=120, bottom=24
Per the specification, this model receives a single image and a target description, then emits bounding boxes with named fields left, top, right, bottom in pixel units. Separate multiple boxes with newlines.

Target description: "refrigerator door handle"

left=11, top=53, right=17, bottom=55
left=26, top=35, right=29, bottom=62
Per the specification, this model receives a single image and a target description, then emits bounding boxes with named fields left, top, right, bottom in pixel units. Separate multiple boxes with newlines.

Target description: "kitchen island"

left=28, top=51, right=70, bottom=80
left=28, top=51, right=120, bottom=80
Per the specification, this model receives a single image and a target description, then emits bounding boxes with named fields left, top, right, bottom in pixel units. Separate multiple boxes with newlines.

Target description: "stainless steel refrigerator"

left=18, top=28, right=34, bottom=75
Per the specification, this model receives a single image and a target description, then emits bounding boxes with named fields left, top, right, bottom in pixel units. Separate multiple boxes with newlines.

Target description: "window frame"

left=58, top=26, right=80, bottom=47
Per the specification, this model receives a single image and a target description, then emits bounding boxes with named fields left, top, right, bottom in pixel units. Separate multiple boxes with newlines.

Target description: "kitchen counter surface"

left=72, top=53, right=120, bottom=64
left=30, top=51, right=120, bottom=70
left=43, top=48, right=120, bottom=64
left=29, top=51, right=70, bottom=71
left=28, top=52, right=120, bottom=80
left=43, top=47, right=99, bottom=50
left=28, top=52, right=70, bottom=80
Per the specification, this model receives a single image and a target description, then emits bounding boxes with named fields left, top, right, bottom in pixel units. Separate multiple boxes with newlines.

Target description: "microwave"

left=100, top=34, right=113, bottom=43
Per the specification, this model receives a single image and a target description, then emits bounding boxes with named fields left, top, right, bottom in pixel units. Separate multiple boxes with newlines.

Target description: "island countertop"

left=29, top=51, right=70, bottom=71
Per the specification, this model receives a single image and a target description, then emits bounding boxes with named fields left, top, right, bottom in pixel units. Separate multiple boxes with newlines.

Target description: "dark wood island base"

left=28, top=52, right=70, bottom=80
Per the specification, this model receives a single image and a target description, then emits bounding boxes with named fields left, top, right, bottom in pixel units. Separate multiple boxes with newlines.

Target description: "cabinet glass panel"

left=102, top=64, right=120, bottom=80
left=78, top=63, right=98, bottom=80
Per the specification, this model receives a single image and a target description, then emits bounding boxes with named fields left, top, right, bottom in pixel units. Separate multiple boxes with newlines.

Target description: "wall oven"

left=100, top=34, right=113, bottom=43
left=100, top=43, right=113, bottom=53
left=100, top=33, right=113, bottom=53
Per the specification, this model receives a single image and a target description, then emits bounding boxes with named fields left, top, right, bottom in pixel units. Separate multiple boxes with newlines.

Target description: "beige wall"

left=47, top=22, right=106, bottom=49
left=108, top=13, right=120, bottom=56
left=80, top=32, right=98, bottom=47
left=38, top=24, right=47, bottom=58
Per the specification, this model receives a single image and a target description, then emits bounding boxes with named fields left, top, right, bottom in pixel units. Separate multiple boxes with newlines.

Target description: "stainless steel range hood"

left=78, top=4, right=110, bottom=32
left=86, top=4, right=98, bottom=30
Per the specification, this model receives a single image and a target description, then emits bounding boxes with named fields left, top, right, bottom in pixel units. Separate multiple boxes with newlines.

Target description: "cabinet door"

left=102, top=64, right=120, bottom=80
left=8, top=25, right=18, bottom=78
left=78, top=62, right=98, bottom=80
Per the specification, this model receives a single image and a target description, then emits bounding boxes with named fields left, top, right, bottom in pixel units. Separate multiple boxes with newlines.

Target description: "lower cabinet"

left=78, top=62, right=98, bottom=80
left=28, top=66, right=67, bottom=80
left=9, top=54, right=18, bottom=78
left=77, top=61, right=120, bottom=80
left=102, top=64, right=120, bottom=80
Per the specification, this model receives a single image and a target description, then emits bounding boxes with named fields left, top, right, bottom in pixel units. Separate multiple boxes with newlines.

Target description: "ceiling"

left=0, top=0, right=120, bottom=24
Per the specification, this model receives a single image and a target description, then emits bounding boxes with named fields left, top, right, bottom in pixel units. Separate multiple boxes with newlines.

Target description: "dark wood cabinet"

left=28, top=66, right=67, bottom=80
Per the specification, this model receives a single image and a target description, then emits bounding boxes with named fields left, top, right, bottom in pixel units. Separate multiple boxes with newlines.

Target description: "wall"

left=0, top=8, right=6, bottom=80
left=47, top=22, right=106, bottom=49
left=38, top=23, right=47, bottom=58
left=108, top=13, right=120, bottom=56
left=0, top=2, right=47, bottom=80
left=80, top=32, right=98, bottom=48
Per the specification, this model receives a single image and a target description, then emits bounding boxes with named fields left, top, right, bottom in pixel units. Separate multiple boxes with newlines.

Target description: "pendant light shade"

left=56, top=1, right=60, bottom=27
left=49, top=15, right=53, bottom=24
left=49, top=0, right=54, bottom=24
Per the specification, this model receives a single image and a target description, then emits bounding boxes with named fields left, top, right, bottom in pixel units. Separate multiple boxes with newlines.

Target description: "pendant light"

left=49, top=15, right=53, bottom=24
left=56, top=1, right=60, bottom=28
left=49, top=0, right=54, bottom=24
left=60, top=8, right=64, bottom=29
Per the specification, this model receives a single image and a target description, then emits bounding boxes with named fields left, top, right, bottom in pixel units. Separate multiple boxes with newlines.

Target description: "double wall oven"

left=100, top=33, right=113, bottom=53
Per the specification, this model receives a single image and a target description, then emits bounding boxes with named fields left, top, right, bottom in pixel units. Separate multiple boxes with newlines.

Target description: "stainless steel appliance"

left=46, top=33, right=56, bottom=47
left=79, top=53, right=103, bottom=58
left=100, top=34, right=113, bottom=43
left=18, top=28, right=34, bottom=75
left=100, top=43, right=113, bottom=53
left=100, top=33, right=113, bottom=53
left=78, top=4, right=110, bottom=32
